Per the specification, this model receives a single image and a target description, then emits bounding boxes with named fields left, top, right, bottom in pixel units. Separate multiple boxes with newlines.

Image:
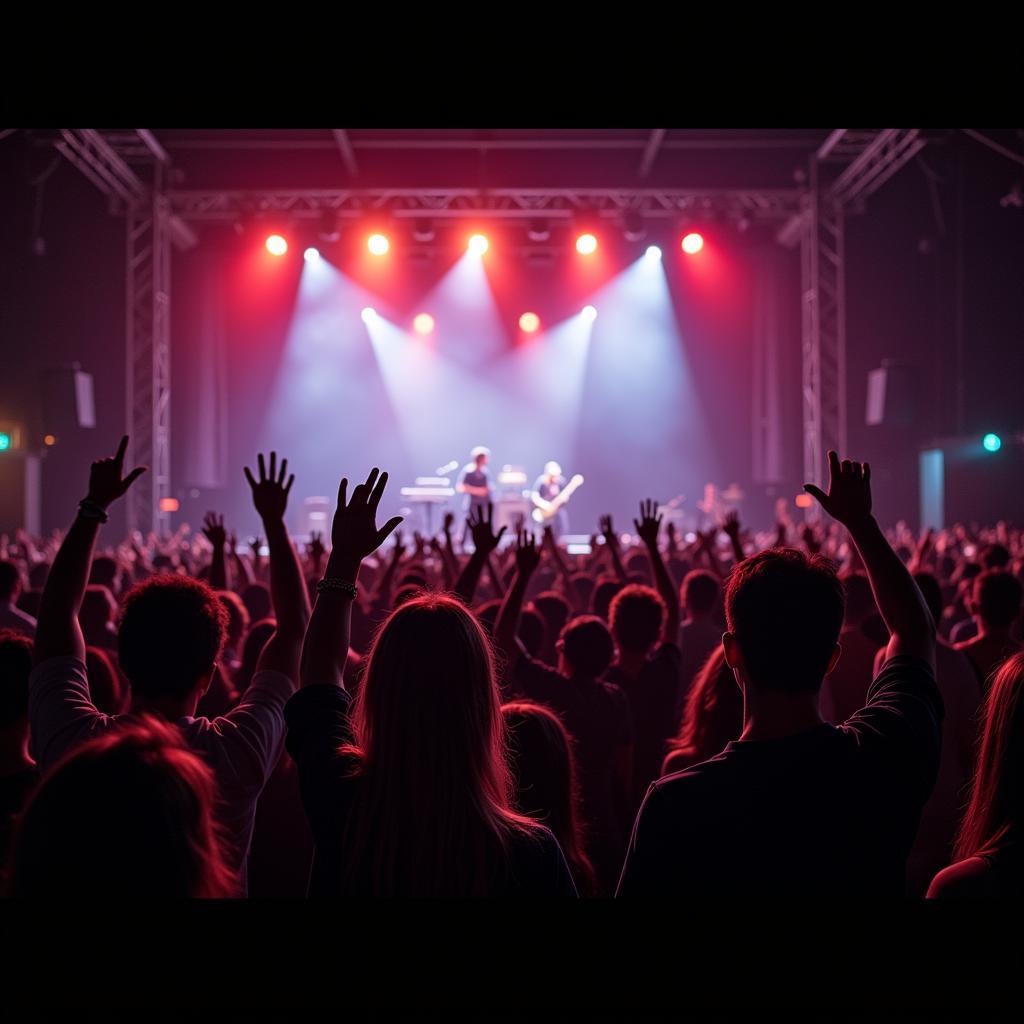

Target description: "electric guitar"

left=531, top=474, right=584, bottom=524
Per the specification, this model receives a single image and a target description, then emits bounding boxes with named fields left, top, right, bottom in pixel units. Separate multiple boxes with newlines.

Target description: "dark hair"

left=0, top=560, right=21, bottom=601
left=518, top=607, right=546, bottom=659
left=342, top=593, right=540, bottom=895
left=568, top=573, right=595, bottom=610
left=532, top=591, right=570, bottom=637
left=217, top=591, right=250, bottom=651
left=560, top=615, right=615, bottom=677
left=118, top=575, right=227, bottom=700
left=980, top=544, right=1012, bottom=571
left=240, top=582, right=272, bottom=624
left=86, top=646, right=128, bottom=716
left=591, top=576, right=625, bottom=622
left=80, top=585, right=117, bottom=643
left=725, top=548, right=844, bottom=692
left=664, top=646, right=741, bottom=773
left=608, top=583, right=665, bottom=654
left=954, top=652, right=1024, bottom=862
left=974, top=570, right=1023, bottom=628
left=913, top=571, right=945, bottom=629
left=0, top=630, right=32, bottom=727
left=234, top=618, right=276, bottom=696
left=682, top=570, right=720, bottom=617
left=840, top=571, right=876, bottom=625
left=11, top=716, right=237, bottom=898
left=393, top=583, right=425, bottom=611
left=89, top=555, right=120, bottom=594
left=502, top=702, right=596, bottom=896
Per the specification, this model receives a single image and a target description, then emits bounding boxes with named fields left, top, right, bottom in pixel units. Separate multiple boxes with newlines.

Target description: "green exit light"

left=983, top=433, right=1002, bottom=453
left=0, top=433, right=11, bottom=451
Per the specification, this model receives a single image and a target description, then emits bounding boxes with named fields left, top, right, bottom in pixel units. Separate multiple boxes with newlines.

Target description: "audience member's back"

left=0, top=630, right=37, bottom=885
left=618, top=457, right=940, bottom=899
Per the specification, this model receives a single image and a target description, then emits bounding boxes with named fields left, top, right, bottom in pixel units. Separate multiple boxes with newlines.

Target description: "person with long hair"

left=661, top=645, right=741, bottom=776
left=502, top=701, right=597, bottom=896
left=928, top=651, right=1024, bottom=898
left=9, top=716, right=237, bottom=898
left=285, top=469, right=577, bottom=897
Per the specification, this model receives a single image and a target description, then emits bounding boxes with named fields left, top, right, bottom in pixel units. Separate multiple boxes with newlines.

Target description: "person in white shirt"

left=28, top=439, right=308, bottom=894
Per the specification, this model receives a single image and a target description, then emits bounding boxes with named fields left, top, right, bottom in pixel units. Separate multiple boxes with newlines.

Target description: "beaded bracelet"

left=316, top=577, right=358, bottom=599
left=77, top=499, right=109, bottom=524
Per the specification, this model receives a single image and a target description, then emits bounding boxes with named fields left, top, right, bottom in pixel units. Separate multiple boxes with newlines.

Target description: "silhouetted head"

left=0, top=629, right=32, bottom=729
left=980, top=543, right=1012, bottom=571
left=913, top=571, right=944, bottom=630
left=241, top=582, right=272, bottom=624
left=86, top=646, right=128, bottom=716
left=235, top=617, right=276, bottom=695
left=840, top=571, right=876, bottom=628
left=518, top=606, right=546, bottom=659
left=591, top=576, right=625, bottom=622
left=724, top=548, right=844, bottom=693
left=608, top=583, right=665, bottom=655
left=471, top=445, right=490, bottom=469
left=531, top=591, right=570, bottom=642
left=80, top=585, right=117, bottom=641
left=217, top=591, right=250, bottom=654
left=972, top=570, right=1023, bottom=629
left=118, top=575, right=227, bottom=705
left=503, top=701, right=595, bottom=895
left=89, top=555, right=121, bottom=595
left=559, top=615, right=615, bottom=678
left=0, top=560, right=21, bottom=604
left=11, top=715, right=237, bottom=897
left=682, top=569, right=720, bottom=619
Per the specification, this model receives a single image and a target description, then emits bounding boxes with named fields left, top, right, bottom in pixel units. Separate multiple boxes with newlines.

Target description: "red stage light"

left=795, top=493, right=813, bottom=509
left=519, top=312, right=541, bottom=333
left=575, top=233, right=598, bottom=255
left=159, top=497, right=180, bottom=513
left=681, top=232, right=704, bottom=255
left=413, top=313, right=435, bottom=335
left=367, top=233, right=390, bottom=256
left=265, top=234, right=288, bottom=256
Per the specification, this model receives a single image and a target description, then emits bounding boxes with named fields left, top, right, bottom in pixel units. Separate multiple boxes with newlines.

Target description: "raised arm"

left=599, top=514, right=628, bottom=583
left=228, top=531, right=255, bottom=589
left=542, top=526, right=580, bottom=611
left=721, top=511, right=746, bottom=567
left=34, top=436, right=146, bottom=665
left=805, top=451, right=935, bottom=672
left=243, top=451, right=310, bottom=680
left=453, top=503, right=506, bottom=605
left=299, top=468, right=402, bottom=690
left=202, top=512, right=229, bottom=591
left=634, top=499, right=680, bottom=642
left=494, top=530, right=541, bottom=674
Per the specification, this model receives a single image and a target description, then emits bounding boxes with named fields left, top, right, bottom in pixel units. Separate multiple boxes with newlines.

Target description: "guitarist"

left=531, top=461, right=573, bottom=539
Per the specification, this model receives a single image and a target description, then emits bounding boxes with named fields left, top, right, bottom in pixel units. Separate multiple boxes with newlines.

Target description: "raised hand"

left=391, top=529, right=407, bottom=561
left=634, top=498, right=663, bottom=548
left=307, top=530, right=326, bottom=563
left=467, top=502, right=506, bottom=556
left=85, top=435, right=147, bottom=510
left=514, top=529, right=541, bottom=576
left=249, top=535, right=263, bottom=558
left=228, top=531, right=238, bottom=553
left=443, top=511, right=455, bottom=534
left=599, top=514, right=619, bottom=549
left=722, top=510, right=741, bottom=542
left=803, top=451, right=872, bottom=528
left=413, top=531, right=426, bottom=556
left=330, top=468, right=403, bottom=570
left=202, top=512, right=227, bottom=548
left=244, top=451, right=294, bottom=523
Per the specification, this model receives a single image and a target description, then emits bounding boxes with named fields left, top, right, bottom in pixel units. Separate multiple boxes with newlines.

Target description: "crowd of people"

left=0, top=439, right=1022, bottom=898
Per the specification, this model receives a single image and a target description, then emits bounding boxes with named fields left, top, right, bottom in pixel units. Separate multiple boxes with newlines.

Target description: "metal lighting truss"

left=798, top=130, right=925, bottom=509
left=51, top=130, right=172, bottom=534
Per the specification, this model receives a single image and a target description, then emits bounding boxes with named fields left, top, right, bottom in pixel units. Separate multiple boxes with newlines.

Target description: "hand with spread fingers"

left=244, top=451, right=295, bottom=524
left=634, top=498, right=663, bottom=549
left=329, top=468, right=404, bottom=573
left=467, top=502, right=506, bottom=556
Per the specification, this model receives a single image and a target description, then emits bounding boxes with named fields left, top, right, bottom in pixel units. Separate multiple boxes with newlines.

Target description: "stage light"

left=361, top=307, right=377, bottom=323
left=43, top=434, right=57, bottom=446
left=159, top=497, right=180, bottom=513
left=795, top=493, right=813, bottom=509
left=468, top=234, right=489, bottom=255
left=682, top=232, right=704, bottom=255
left=519, top=312, right=540, bottom=334
left=413, top=313, right=435, bottom=335
left=576, top=233, right=598, bottom=255
left=367, top=234, right=390, bottom=256
left=581, top=305, right=597, bottom=322
left=0, top=433, right=9, bottom=452
left=646, top=245, right=662, bottom=260
left=304, top=247, right=320, bottom=263
left=983, top=432, right=1002, bottom=453
left=265, top=234, right=288, bottom=256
